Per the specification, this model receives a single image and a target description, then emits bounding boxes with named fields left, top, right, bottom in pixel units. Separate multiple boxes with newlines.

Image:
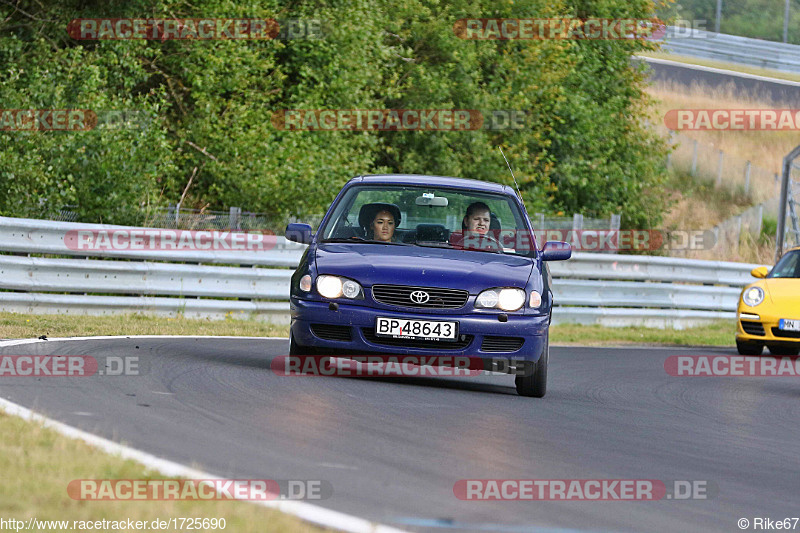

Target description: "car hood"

left=764, top=278, right=800, bottom=306
left=314, top=243, right=534, bottom=291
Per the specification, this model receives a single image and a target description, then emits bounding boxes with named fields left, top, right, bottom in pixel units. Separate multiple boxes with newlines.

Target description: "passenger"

left=462, top=202, right=491, bottom=235
left=370, top=209, right=397, bottom=242
left=358, top=203, right=401, bottom=242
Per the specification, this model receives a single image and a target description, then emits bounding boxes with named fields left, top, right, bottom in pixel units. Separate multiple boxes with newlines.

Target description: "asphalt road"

left=2, top=337, right=800, bottom=532
left=637, top=56, right=800, bottom=106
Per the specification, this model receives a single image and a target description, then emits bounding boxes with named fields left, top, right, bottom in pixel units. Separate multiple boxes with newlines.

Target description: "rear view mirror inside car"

left=415, top=194, right=449, bottom=207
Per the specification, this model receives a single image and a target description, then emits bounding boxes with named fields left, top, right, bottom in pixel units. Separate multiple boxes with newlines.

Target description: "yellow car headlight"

left=742, top=286, right=765, bottom=307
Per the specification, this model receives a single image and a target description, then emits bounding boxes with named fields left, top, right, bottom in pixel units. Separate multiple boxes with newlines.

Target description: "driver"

left=462, top=202, right=491, bottom=235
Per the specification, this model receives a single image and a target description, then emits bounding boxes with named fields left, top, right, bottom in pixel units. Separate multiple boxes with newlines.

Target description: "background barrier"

left=0, top=216, right=760, bottom=328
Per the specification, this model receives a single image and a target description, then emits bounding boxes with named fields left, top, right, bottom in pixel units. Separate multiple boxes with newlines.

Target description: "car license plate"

left=779, top=319, right=800, bottom=332
left=375, top=317, right=458, bottom=341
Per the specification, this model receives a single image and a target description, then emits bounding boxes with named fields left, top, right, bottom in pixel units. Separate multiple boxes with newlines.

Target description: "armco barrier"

left=0, top=216, right=761, bottom=328
left=661, top=27, right=800, bottom=75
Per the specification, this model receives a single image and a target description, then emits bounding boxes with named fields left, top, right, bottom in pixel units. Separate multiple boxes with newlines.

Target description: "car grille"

left=371, top=284, right=469, bottom=309
left=771, top=327, right=800, bottom=339
left=361, top=328, right=472, bottom=350
left=740, top=321, right=765, bottom=336
left=481, top=336, right=525, bottom=352
left=311, top=324, right=352, bottom=341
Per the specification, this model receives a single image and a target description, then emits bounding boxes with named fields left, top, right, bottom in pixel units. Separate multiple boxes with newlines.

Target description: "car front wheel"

left=767, top=344, right=800, bottom=356
left=515, top=333, right=548, bottom=398
left=736, top=339, right=763, bottom=355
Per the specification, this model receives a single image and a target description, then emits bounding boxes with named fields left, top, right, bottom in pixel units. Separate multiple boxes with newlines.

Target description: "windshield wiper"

left=321, top=237, right=409, bottom=246
left=413, top=241, right=456, bottom=249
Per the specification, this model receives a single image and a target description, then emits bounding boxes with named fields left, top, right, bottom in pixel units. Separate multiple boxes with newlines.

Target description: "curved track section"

left=638, top=56, right=800, bottom=106
left=1, top=337, right=799, bottom=532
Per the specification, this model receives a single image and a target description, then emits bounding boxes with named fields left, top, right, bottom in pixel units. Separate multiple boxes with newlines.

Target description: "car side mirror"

left=541, top=241, right=572, bottom=261
left=751, top=266, right=769, bottom=279
left=285, top=223, right=313, bottom=244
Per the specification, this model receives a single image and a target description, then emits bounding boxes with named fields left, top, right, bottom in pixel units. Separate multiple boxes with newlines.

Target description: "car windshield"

left=318, top=184, right=535, bottom=257
left=768, top=250, right=800, bottom=278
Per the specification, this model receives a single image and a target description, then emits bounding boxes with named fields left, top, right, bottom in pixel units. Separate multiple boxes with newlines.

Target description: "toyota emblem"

left=409, top=290, right=430, bottom=304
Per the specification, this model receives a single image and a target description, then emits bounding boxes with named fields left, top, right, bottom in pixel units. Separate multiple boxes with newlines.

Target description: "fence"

left=0, top=216, right=760, bottom=329
left=665, top=130, right=779, bottom=202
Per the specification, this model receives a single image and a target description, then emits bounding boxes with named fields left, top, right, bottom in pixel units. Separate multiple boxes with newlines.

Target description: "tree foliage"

left=0, top=0, right=668, bottom=228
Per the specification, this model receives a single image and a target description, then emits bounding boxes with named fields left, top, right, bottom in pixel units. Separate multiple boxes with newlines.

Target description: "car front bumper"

left=290, top=298, right=549, bottom=363
left=737, top=310, right=800, bottom=346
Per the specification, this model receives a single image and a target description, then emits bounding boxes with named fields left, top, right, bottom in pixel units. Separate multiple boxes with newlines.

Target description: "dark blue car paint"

left=288, top=175, right=560, bottom=364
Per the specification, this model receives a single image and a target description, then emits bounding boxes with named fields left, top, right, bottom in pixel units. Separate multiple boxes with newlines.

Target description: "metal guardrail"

left=661, top=27, right=800, bottom=74
left=0, top=216, right=762, bottom=328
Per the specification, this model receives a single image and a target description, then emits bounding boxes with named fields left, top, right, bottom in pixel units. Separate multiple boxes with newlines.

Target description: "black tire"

left=289, top=334, right=334, bottom=372
left=289, top=333, right=310, bottom=355
left=515, top=333, right=548, bottom=398
left=736, top=339, right=763, bottom=355
left=767, top=344, right=800, bottom=356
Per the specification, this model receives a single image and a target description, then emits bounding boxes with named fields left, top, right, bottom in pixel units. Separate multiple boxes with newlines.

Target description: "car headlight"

left=742, top=286, right=765, bottom=307
left=476, top=288, right=526, bottom=312
left=316, top=275, right=363, bottom=299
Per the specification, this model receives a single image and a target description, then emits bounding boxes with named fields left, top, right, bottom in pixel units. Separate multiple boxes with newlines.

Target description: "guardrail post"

left=572, top=213, right=583, bottom=231
left=229, top=207, right=241, bottom=230
left=691, top=140, right=698, bottom=176
left=610, top=214, right=621, bottom=231
left=754, top=204, right=763, bottom=237
left=716, top=150, right=724, bottom=187
left=744, top=161, right=751, bottom=195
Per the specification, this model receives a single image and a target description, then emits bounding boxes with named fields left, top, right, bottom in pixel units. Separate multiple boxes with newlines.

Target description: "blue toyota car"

left=285, top=175, right=571, bottom=397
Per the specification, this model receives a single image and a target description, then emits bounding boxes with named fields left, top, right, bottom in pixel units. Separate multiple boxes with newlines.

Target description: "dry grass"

left=0, top=412, right=324, bottom=532
left=660, top=172, right=752, bottom=231
left=648, top=82, right=798, bottom=182
left=644, top=69, right=796, bottom=262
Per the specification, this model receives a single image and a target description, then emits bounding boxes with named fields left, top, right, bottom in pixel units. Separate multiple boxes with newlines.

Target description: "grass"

left=551, top=320, right=735, bottom=347
left=0, top=312, right=287, bottom=339
left=638, top=51, right=800, bottom=83
left=0, top=412, right=323, bottom=532
left=661, top=169, right=753, bottom=232
left=0, top=311, right=736, bottom=347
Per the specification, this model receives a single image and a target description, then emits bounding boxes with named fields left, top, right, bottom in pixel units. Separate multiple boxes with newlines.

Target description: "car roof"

left=350, top=174, right=515, bottom=195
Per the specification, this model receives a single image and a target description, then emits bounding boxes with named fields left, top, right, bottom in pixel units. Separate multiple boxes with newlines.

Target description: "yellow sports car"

left=737, top=247, right=800, bottom=355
